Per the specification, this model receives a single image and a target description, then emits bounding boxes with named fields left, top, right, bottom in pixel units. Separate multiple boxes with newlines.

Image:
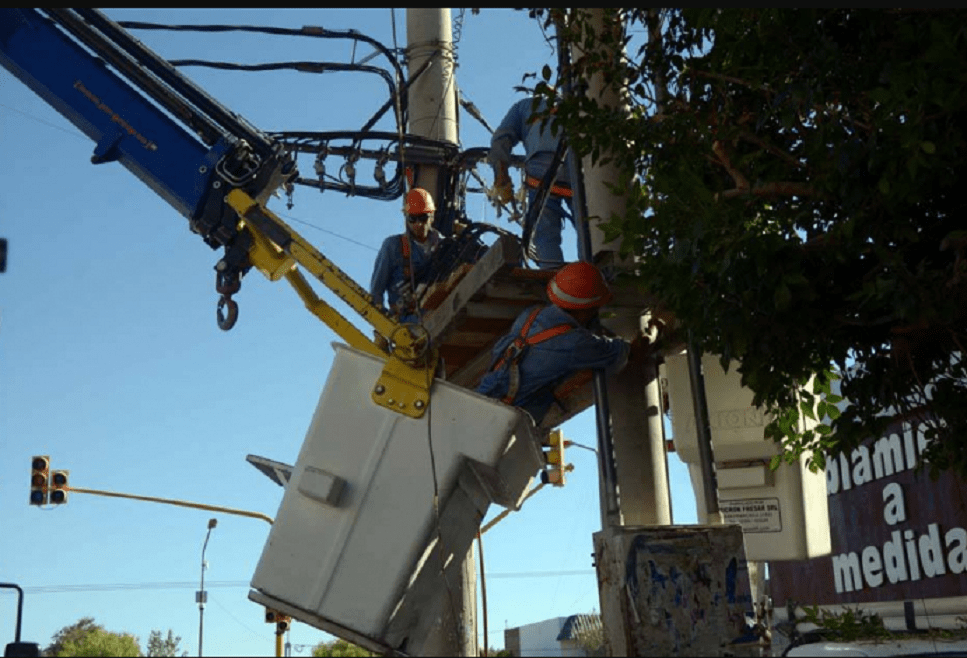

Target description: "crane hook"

left=217, top=295, right=238, bottom=331
left=215, top=269, right=242, bottom=331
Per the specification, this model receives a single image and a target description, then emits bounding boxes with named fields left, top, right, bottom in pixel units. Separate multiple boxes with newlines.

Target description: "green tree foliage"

left=145, top=629, right=187, bottom=657
left=45, top=618, right=99, bottom=657
left=800, top=605, right=892, bottom=642
left=311, top=638, right=373, bottom=657
left=45, top=617, right=141, bottom=657
left=530, top=8, right=967, bottom=475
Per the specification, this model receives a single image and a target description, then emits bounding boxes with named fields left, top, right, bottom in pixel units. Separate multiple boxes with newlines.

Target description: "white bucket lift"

left=249, top=343, right=544, bottom=655
left=663, top=351, right=831, bottom=561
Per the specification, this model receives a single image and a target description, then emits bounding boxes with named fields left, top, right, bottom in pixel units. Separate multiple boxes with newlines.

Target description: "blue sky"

left=0, top=9, right=695, bottom=655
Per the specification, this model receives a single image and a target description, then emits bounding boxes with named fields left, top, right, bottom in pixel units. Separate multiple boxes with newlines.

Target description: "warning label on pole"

left=720, top=498, right=782, bottom=533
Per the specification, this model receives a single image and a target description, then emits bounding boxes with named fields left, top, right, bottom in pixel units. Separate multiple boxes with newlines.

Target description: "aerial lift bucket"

left=249, top=343, right=543, bottom=655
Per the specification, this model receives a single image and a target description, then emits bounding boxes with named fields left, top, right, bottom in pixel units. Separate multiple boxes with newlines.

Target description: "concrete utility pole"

left=405, top=9, right=478, bottom=657
left=569, top=7, right=672, bottom=528
left=405, top=8, right=460, bottom=237
left=562, top=10, right=756, bottom=655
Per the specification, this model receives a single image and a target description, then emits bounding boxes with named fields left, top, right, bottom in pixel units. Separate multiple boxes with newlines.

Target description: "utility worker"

left=370, top=187, right=441, bottom=324
left=476, top=261, right=640, bottom=425
left=489, top=93, right=574, bottom=269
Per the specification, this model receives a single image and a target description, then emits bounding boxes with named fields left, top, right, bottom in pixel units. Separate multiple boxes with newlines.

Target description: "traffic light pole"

left=31, top=468, right=280, bottom=657
left=64, top=486, right=274, bottom=525
left=0, top=582, right=39, bottom=658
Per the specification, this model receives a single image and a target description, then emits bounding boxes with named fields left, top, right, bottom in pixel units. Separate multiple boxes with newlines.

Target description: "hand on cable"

left=495, top=181, right=514, bottom=205
left=493, top=165, right=514, bottom=205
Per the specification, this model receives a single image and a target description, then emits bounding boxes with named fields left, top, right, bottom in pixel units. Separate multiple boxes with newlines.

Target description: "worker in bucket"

left=369, top=187, right=442, bottom=324
left=489, top=91, right=574, bottom=270
left=476, top=261, right=644, bottom=424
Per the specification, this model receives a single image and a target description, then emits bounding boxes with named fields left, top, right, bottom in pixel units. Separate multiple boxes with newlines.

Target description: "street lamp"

left=197, top=518, right=217, bottom=657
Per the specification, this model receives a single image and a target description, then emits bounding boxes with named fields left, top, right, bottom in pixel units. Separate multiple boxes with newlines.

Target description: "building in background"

left=503, top=614, right=602, bottom=657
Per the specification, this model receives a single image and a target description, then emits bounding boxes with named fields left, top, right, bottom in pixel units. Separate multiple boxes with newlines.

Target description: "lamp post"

left=197, top=518, right=217, bottom=657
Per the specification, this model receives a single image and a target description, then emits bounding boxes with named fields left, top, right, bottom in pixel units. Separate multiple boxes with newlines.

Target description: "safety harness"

left=400, top=234, right=412, bottom=281
left=489, top=306, right=574, bottom=404
left=525, top=174, right=572, bottom=198
left=394, top=233, right=429, bottom=319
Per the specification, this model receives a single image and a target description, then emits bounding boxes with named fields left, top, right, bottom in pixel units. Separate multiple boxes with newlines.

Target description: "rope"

left=480, top=482, right=547, bottom=534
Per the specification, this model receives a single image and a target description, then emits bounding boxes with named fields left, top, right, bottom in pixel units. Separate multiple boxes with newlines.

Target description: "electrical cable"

left=165, top=57, right=404, bottom=142
left=1, top=570, right=598, bottom=597
left=0, top=101, right=87, bottom=140
left=116, top=19, right=409, bottom=140
left=390, top=8, right=399, bottom=60
left=114, top=21, right=404, bottom=93
left=277, top=212, right=378, bottom=251
left=477, top=530, right=489, bottom=658
left=520, top=135, right=569, bottom=268
left=207, top=592, right=266, bottom=639
left=452, top=9, right=465, bottom=50
left=166, top=59, right=397, bottom=101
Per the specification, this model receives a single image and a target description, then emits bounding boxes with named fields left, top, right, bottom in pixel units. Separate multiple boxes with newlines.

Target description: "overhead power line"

left=3, top=570, right=596, bottom=595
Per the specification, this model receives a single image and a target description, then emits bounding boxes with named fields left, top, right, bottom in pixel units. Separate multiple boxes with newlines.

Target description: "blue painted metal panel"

left=0, top=8, right=231, bottom=221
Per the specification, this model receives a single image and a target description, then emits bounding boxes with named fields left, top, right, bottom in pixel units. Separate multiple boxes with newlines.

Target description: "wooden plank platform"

left=415, top=237, right=654, bottom=429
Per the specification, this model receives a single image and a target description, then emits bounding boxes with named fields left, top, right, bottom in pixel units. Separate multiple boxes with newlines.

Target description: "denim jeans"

left=527, top=187, right=574, bottom=269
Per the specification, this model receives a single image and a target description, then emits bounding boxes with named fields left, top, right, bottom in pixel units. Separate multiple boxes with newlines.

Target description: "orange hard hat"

left=547, top=261, right=613, bottom=310
left=404, top=187, right=435, bottom=215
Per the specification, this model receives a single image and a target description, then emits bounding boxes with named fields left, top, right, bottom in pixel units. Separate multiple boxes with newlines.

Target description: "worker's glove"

left=627, top=334, right=654, bottom=364
left=494, top=181, right=514, bottom=205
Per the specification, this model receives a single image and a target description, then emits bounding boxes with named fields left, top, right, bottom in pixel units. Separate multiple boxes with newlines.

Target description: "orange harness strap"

left=525, top=174, right=573, bottom=199
left=400, top=234, right=411, bottom=281
left=490, top=307, right=573, bottom=405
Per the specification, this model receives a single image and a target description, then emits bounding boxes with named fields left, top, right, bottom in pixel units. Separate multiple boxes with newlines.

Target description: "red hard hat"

left=404, top=188, right=435, bottom=215
left=547, top=261, right=613, bottom=310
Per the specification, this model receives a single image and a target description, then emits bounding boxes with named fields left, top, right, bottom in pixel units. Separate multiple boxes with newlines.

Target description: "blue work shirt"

left=369, top=230, right=441, bottom=314
left=476, top=304, right=629, bottom=424
left=488, top=96, right=572, bottom=185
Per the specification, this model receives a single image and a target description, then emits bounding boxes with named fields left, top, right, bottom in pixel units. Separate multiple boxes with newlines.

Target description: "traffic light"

left=49, top=470, right=69, bottom=505
left=264, top=609, right=290, bottom=634
left=276, top=616, right=290, bottom=634
left=30, top=456, right=49, bottom=506
left=540, top=430, right=570, bottom=486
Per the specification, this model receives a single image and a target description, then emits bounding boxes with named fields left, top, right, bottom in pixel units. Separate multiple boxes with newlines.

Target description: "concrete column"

left=575, top=8, right=629, bottom=261
left=607, top=350, right=672, bottom=526
left=406, top=8, right=458, bottom=231
left=569, top=8, right=672, bottom=526
left=405, top=10, right=475, bottom=656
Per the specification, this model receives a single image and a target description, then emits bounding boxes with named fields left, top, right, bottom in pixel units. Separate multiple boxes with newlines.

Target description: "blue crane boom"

left=0, top=8, right=295, bottom=250
left=0, top=7, right=444, bottom=418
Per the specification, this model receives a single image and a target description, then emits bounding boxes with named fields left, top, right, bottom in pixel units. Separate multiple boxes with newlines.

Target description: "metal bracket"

left=225, top=189, right=435, bottom=418
left=371, top=352, right=434, bottom=419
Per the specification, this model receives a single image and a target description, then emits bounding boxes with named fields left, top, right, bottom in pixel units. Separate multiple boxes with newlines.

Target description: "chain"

left=452, top=8, right=466, bottom=49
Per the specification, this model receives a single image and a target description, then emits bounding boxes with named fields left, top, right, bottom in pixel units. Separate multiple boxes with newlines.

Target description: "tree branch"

left=686, top=68, right=766, bottom=92
left=738, top=131, right=806, bottom=170
left=717, top=181, right=815, bottom=199
left=711, top=140, right=750, bottom=191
